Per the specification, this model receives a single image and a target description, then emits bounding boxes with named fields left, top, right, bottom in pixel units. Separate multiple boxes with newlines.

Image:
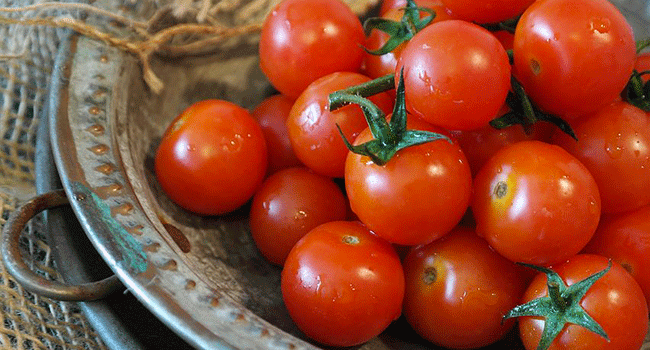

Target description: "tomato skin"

left=582, top=205, right=650, bottom=308
left=250, top=94, right=301, bottom=175
left=513, top=0, right=636, bottom=119
left=287, top=72, right=394, bottom=178
left=345, top=118, right=472, bottom=246
left=281, top=221, right=404, bottom=347
left=396, top=20, right=511, bottom=131
left=472, top=141, right=601, bottom=266
left=403, top=227, right=529, bottom=349
left=551, top=101, right=650, bottom=214
left=155, top=100, right=267, bottom=215
left=439, top=0, right=535, bottom=24
left=249, top=167, right=347, bottom=265
left=259, top=0, right=365, bottom=99
left=519, top=254, right=648, bottom=350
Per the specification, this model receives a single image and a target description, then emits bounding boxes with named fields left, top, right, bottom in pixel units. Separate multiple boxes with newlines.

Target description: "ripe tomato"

left=551, top=101, right=650, bottom=214
left=258, top=0, right=365, bottom=99
left=287, top=72, right=394, bottom=178
left=281, top=221, right=404, bottom=347
left=582, top=205, right=650, bottom=308
left=518, top=254, right=648, bottom=350
left=513, top=0, right=636, bottom=119
left=345, top=118, right=472, bottom=246
left=250, top=94, right=301, bottom=175
left=402, top=227, right=529, bottom=349
left=249, top=167, right=347, bottom=265
left=363, top=4, right=455, bottom=80
left=396, top=20, right=511, bottom=131
left=635, top=51, right=650, bottom=83
left=450, top=107, right=554, bottom=176
left=439, top=0, right=535, bottom=24
left=155, top=100, right=267, bottom=215
left=472, top=140, right=601, bottom=266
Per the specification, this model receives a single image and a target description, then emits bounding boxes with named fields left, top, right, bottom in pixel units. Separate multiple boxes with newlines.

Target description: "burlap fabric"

left=0, top=2, right=109, bottom=348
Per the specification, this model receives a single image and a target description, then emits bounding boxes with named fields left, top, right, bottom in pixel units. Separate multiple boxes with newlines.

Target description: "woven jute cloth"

left=0, top=5, right=109, bottom=350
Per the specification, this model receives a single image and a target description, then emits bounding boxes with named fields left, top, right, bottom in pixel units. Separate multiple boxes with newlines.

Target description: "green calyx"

left=490, top=75, right=578, bottom=141
left=504, top=261, right=612, bottom=350
left=362, top=0, right=435, bottom=56
left=479, top=16, right=520, bottom=34
left=328, top=70, right=451, bottom=166
left=637, top=37, right=650, bottom=54
left=624, top=69, right=650, bottom=112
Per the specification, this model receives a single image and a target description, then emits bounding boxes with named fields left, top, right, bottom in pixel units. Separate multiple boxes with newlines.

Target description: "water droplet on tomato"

left=604, top=142, right=623, bottom=159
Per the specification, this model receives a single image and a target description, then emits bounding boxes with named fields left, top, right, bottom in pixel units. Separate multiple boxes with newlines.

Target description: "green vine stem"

left=504, top=262, right=611, bottom=350
left=637, top=37, right=650, bottom=53
left=328, top=74, right=395, bottom=111
left=624, top=69, right=650, bottom=112
left=328, top=70, right=450, bottom=166
left=362, top=0, right=435, bottom=55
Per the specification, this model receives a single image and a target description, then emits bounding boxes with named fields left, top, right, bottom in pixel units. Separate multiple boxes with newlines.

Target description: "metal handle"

left=1, top=189, right=123, bottom=301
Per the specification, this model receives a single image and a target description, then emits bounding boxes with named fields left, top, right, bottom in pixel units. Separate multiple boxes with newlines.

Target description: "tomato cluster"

left=153, top=0, right=650, bottom=349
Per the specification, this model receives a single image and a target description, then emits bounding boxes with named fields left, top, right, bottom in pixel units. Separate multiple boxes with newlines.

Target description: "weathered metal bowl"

left=29, top=0, right=650, bottom=349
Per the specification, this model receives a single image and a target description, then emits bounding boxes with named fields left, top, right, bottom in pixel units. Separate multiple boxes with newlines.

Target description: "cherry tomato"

left=439, top=0, right=534, bottom=24
left=363, top=4, right=455, bottom=81
left=287, top=72, right=394, bottom=178
left=552, top=101, right=650, bottom=214
left=259, top=0, right=365, bottom=99
left=249, top=167, right=347, bottom=265
left=155, top=100, right=267, bottom=215
left=250, top=94, right=301, bottom=175
left=345, top=118, right=472, bottom=246
left=492, top=30, right=515, bottom=51
left=518, top=254, right=648, bottom=350
left=281, top=221, right=404, bottom=347
left=582, top=205, right=650, bottom=308
left=396, top=20, right=511, bottom=131
left=472, top=140, right=601, bottom=265
left=513, top=0, right=636, bottom=119
left=402, top=227, right=529, bottom=349
left=450, top=107, right=554, bottom=176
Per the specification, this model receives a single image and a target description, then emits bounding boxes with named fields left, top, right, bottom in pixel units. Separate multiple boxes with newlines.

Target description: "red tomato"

left=249, top=167, right=347, bottom=265
left=439, top=0, right=534, bottom=23
left=258, top=0, right=365, bottom=99
left=472, top=140, right=601, bottom=265
left=492, top=30, right=515, bottom=51
left=552, top=101, right=650, bottom=214
left=155, top=100, right=267, bottom=215
left=582, top=205, right=650, bottom=308
left=345, top=118, right=472, bottom=246
left=281, top=221, right=404, bottom=347
left=513, top=0, right=636, bottom=119
left=287, top=72, right=394, bottom=178
left=451, top=108, right=554, bottom=176
left=518, top=254, right=648, bottom=350
left=396, top=20, right=511, bottom=131
left=250, top=94, right=301, bottom=175
left=402, top=227, right=529, bottom=349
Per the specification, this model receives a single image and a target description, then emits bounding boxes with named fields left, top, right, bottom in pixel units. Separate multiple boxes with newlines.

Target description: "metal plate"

left=46, top=2, right=650, bottom=350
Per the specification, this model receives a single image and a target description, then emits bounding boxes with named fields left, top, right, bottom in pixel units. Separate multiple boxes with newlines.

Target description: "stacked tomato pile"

left=154, top=0, right=650, bottom=348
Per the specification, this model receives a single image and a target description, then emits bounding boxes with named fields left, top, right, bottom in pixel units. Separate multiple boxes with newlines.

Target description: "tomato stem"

left=328, top=74, right=395, bottom=111
left=637, top=37, right=650, bottom=54
left=479, top=16, right=520, bottom=34
left=330, top=69, right=451, bottom=166
left=624, top=69, right=650, bottom=112
left=490, top=76, right=578, bottom=141
left=362, top=0, right=435, bottom=56
left=504, top=261, right=611, bottom=350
